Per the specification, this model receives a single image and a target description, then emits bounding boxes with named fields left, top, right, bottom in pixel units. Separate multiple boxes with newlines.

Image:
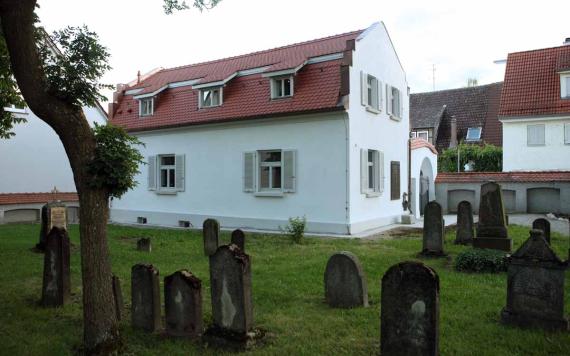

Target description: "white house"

left=109, top=22, right=410, bottom=235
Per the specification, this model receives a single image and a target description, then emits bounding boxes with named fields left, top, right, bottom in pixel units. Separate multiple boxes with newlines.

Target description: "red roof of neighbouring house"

left=499, top=45, right=570, bottom=117
left=0, top=192, right=78, bottom=206
left=435, top=171, right=570, bottom=183
left=411, top=138, right=438, bottom=154
left=111, top=30, right=362, bottom=132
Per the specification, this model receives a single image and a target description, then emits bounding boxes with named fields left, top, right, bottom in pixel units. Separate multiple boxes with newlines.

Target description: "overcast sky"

left=37, top=0, right=570, bottom=104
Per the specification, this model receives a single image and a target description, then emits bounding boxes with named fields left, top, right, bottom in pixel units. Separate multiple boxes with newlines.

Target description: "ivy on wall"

left=438, top=143, right=502, bottom=172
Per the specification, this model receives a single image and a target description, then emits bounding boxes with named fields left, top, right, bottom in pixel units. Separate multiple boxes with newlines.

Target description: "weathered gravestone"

left=532, top=218, right=551, bottom=244
left=112, top=275, right=124, bottom=321
left=165, top=270, right=203, bottom=338
left=137, top=237, right=152, bottom=252
left=501, top=229, right=569, bottom=331
left=131, top=264, right=161, bottom=332
left=37, top=201, right=67, bottom=251
left=381, top=261, right=439, bottom=356
left=455, top=201, right=474, bottom=245
left=231, top=229, right=245, bottom=252
left=473, top=182, right=512, bottom=252
left=420, top=201, right=446, bottom=256
left=41, top=227, right=71, bottom=307
left=324, top=251, right=369, bottom=308
left=203, top=219, right=220, bottom=256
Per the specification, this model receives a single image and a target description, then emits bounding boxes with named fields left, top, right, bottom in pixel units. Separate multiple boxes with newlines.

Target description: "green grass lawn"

left=0, top=223, right=568, bottom=355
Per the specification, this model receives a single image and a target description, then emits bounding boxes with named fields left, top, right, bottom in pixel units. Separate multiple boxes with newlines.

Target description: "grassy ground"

left=0, top=223, right=568, bottom=355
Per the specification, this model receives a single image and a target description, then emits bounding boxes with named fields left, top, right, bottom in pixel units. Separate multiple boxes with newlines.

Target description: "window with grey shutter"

left=527, top=124, right=545, bottom=146
left=148, top=156, right=157, bottom=191
left=283, top=150, right=297, bottom=193
left=175, top=154, right=185, bottom=192
left=243, top=152, right=256, bottom=192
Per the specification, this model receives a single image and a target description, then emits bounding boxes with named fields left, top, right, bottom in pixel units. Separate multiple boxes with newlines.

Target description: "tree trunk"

left=0, top=1, right=120, bottom=354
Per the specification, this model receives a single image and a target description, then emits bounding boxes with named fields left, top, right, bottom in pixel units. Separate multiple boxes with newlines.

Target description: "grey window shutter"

left=378, top=80, right=383, bottom=111
left=148, top=156, right=157, bottom=191
left=243, top=152, right=256, bottom=192
left=565, top=123, right=570, bottom=144
left=378, top=151, right=385, bottom=193
left=399, top=89, right=404, bottom=119
left=175, top=154, right=185, bottom=191
left=360, top=149, right=368, bottom=193
left=386, top=84, right=393, bottom=114
left=360, top=71, right=368, bottom=106
left=283, top=150, right=297, bottom=193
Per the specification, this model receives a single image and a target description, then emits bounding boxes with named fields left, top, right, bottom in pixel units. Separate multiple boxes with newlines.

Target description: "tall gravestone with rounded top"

left=231, top=229, right=245, bottom=252
left=131, top=264, right=161, bottom=332
left=473, top=182, right=512, bottom=252
left=324, top=251, right=369, bottom=308
left=421, top=201, right=446, bottom=256
left=381, top=261, right=440, bottom=356
left=164, top=270, right=203, bottom=338
left=41, top=227, right=71, bottom=307
left=532, top=218, right=550, bottom=244
left=203, top=219, right=220, bottom=256
left=37, top=201, right=67, bottom=251
left=455, top=201, right=474, bottom=245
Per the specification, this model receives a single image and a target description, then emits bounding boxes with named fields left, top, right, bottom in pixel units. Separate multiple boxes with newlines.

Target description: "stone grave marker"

left=112, top=275, right=124, bottom=321
left=455, top=201, right=474, bottom=245
left=420, top=201, right=446, bottom=256
left=381, top=261, right=440, bottom=356
left=41, top=227, right=71, bottom=307
left=231, top=229, right=245, bottom=251
left=203, top=219, right=220, bottom=256
left=501, top=229, right=569, bottom=331
left=131, top=264, right=161, bottom=332
left=532, top=218, right=551, bottom=244
left=473, top=182, right=512, bottom=251
left=164, top=270, right=203, bottom=338
left=137, top=237, right=152, bottom=252
left=37, top=201, right=67, bottom=251
left=324, top=251, right=369, bottom=308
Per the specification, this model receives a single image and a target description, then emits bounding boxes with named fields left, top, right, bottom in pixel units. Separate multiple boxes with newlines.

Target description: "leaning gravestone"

left=501, top=229, right=569, bottom=331
left=203, top=219, right=220, bottom=256
left=532, top=218, right=551, bottom=244
left=381, top=261, right=440, bottom=356
left=137, top=237, right=152, bottom=252
left=231, top=229, right=245, bottom=252
left=112, top=275, right=124, bottom=321
left=324, top=251, right=369, bottom=308
left=420, top=201, right=446, bottom=256
left=131, top=264, right=161, bottom=332
left=473, top=182, right=512, bottom=252
left=455, top=201, right=474, bottom=245
left=164, top=270, right=203, bottom=338
left=41, top=227, right=71, bottom=307
left=37, top=201, right=67, bottom=251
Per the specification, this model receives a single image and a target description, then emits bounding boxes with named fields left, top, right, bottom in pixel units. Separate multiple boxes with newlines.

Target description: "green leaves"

left=455, top=248, right=508, bottom=273
left=87, top=123, right=145, bottom=198
left=0, top=31, right=26, bottom=139
left=438, top=143, right=502, bottom=173
left=163, top=0, right=223, bottom=14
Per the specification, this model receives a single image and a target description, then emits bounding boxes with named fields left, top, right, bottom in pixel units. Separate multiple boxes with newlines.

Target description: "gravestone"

left=41, top=227, right=71, bottom=307
left=532, top=218, right=551, bottom=244
left=131, top=264, right=161, bottom=332
left=231, top=229, right=245, bottom=252
left=381, top=261, right=440, bottom=356
left=137, top=237, right=152, bottom=252
left=37, top=201, right=67, bottom=251
left=324, top=251, right=369, bottom=308
left=501, top=229, right=569, bottom=331
left=164, top=270, right=203, bottom=338
left=203, top=219, right=220, bottom=256
left=455, top=201, right=474, bottom=245
left=473, top=182, right=512, bottom=252
left=420, top=201, right=446, bottom=256
left=112, top=275, right=124, bottom=321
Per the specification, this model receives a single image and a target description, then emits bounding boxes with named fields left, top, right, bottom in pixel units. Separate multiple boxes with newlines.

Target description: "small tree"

left=438, top=143, right=502, bottom=173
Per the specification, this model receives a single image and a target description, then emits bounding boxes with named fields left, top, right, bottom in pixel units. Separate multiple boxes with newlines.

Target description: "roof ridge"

left=158, top=29, right=363, bottom=74
left=412, top=82, right=503, bottom=96
left=508, top=44, right=570, bottom=57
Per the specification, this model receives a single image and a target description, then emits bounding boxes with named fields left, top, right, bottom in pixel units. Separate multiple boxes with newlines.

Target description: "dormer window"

left=200, top=87, right=222, bottom=108
left=139, top=98, right=154, bottom=116
left=466, top=127, right=482, bottom=141
left=560, top=73, right=570, bottom=99
left=271, top=76, right=293, bottom=99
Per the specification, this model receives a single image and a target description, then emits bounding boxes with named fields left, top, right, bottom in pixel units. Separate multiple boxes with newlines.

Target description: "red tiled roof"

left=435, top=171, right=570, bottom=183
left=0, top=192, right=78, bottom=206
left=499, top=45, right=570, bottom=117
left=411, top=138, right=437, bottom=154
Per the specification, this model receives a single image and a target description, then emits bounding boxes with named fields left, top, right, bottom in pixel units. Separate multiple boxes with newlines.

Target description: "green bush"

left=284, top=216, right=307, bottom=244
left=454, top=248, right=508, bottom=273
left=438, top=143, right=502, bottom=172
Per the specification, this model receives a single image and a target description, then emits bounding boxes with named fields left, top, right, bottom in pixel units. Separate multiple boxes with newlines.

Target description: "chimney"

left=108, top=84, right=127, bottom=120
left=449, top=116, right=458, bottom=148
left=564, top=37, right=570, bottom=46
left=137, top=70, right=141, bottom=84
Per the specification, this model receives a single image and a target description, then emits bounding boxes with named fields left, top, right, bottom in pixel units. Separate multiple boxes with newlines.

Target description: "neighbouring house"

left=410, top=138, right=438, bottom=217
left=109, top=22, right=410, bottom=235
left=0, top=105, right=107, bottom=224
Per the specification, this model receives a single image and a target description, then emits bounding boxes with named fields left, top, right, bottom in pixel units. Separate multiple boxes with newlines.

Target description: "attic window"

left=466, top=127, right=482, bottom=141
left=271, top=76, right=293, bottom=99
left=200, top=87, right=222, bottom=108
left=561, top=74, right=570, bottom=99
left=139, top=98, right=154, bottom=116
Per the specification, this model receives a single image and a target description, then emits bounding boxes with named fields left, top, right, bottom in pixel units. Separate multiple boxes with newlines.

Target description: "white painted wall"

left=0, top=106, right=107, bottom=193
left=502, top=117, right=570, bottom=171
left=347, top=22, right=410, bottom=233
left=111, top=113, right=350, bottom=234
left=411, top=146, right=438, bottom=218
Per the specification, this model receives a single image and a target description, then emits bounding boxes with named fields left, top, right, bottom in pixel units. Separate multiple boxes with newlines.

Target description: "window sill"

left=254, top=191, right=284, bottom=197
left=365, top=191, right=381, bottom=198
left=389, top=114, right=402, bottom=121
left=271, top=96, right=293, bottom=101
left=365, top=106, right=381, bottom=114
left=527, top=144, right=546, bottom=147
left=156, top=190, right=178, bottom=195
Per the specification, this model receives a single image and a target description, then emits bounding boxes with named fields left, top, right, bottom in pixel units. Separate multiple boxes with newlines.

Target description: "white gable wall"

left=347, top=22, right=410, bottom=234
